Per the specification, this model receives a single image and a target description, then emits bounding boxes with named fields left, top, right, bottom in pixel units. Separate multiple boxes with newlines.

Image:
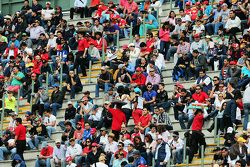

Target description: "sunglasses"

left=147, top=86, right=152, bottom=89
left=213, top=80, right=218, bottom=81
left=196, top=88, right=201, bottom=90
left=86, top=141, right=91, bottom=143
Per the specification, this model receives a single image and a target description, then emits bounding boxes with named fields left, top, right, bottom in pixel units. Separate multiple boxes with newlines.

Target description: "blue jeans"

left=214, top=22, right=224, bottom=35
left=58, top=119, right=76, bottom=131
left=38, top=74, right=55, bottom=87
left=95, top=83, right=112, bottom=97
left=35, top=158, right=51, bottom=167
left=0, top=147, right=16, bottom=160
left=34, top=136, right=46, bottom=148
left=178, top=113, right=194, bottom=129
left=44, top=103, right=62, bottom=116
left=244, top=103, right=250, bottom=130
left=46, top=126, right=56, bottom=139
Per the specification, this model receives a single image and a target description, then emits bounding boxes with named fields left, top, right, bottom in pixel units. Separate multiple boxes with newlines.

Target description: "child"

left=66, top=156, right=77, bottom=167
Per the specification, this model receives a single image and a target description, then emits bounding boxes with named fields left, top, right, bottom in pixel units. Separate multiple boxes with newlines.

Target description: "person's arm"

left=164, top=144, right=171, bottom=163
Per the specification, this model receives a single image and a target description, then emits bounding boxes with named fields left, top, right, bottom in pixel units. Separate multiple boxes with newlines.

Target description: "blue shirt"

left=82, top=129, right=91, bottom=141
left=145, top=14, right=159, bottom=28
left=204, top=5, right=213, bottom=16
left=133, top=156, right=147, bottom=166
left=8, top=40, right=20, bottom=48
left=242, top=66, right=250, bottom=77
left=213, top=9, right=222, bottom=20
left=143, top=90, right=157, bottom=101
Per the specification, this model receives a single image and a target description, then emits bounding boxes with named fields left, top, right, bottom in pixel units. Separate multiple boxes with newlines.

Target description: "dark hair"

left=145, top=134, right=153, bottom=143
left=139, top=42, right=146, bottom=48
left=168, top=11, right=176, bottom=18
left=20, top=42, right=27, bottom=47
left=146, top=82, right=153, bottom=87
left=147, top=32, right=153, bottom=38
left=128, top=156, right=134, bottom=163
left=159, top=82, right=165, bottom=87
left=118, top=142, right=124, bottom=147
left=180, top=88, right=187, bottom=93
left=64, top=121, right=72, bottom=127
left=16, top=118, right=22, bottom=124
left=199, top=69, right=206, bottom=74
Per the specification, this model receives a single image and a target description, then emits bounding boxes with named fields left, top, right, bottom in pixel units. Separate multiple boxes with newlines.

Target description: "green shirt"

left=11, top=72, right=25, bottom=86
left=0, top=35, right=8, bottom=43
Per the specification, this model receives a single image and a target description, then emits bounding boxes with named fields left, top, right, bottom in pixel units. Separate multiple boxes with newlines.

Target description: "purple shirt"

left=146, top=73, right=161, bottom=85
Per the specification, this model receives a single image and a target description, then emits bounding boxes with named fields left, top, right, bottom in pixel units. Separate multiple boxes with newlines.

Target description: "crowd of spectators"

left=0, top=0, right=249, bottom=166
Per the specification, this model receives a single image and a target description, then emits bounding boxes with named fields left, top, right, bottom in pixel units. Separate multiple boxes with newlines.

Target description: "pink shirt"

left=120, top=0, right=128, bottom=6
left=177, top=42, right=190, bottom=55
left=124, top=1, right=138, bottom=14
left=159, top=28, right=170, bottom=42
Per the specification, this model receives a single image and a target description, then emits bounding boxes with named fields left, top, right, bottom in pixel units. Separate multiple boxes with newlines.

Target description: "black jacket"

left=64, top=107, right=77, bottom=120
left=50, top=90, right=64, bottom=104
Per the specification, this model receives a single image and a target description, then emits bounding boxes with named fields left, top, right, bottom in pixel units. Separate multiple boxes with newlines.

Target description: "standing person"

left=243, top=84, right=250, bottom=130
left=190, top=109, right=207, bottom=160
left=14, top=118, right=26, bottom=161
left=154, top=135, right=171, bottom=166
left=104, top=101, right=127, bottom=141
left=159, top=23, right=170, bottom=60
left=70, top=0, right=88, bottom=19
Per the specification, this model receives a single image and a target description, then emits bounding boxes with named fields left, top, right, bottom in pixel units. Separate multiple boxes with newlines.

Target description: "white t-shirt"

left=93, top=162, right=108, bottom=167
left=43, top=114, right=56, bottom=126
left=66, top=163, right=77, bottom=167
left=48, top=37, right=57, bottom=48
left=42, top=9, right=55, bottom=20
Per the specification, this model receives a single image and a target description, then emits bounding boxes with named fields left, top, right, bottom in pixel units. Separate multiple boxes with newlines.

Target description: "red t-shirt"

left=74, top=129, right=84, bottom=140
left=108, top=108, right=126, bottom=131
left=192, top=92, right=208, bottom=103
left=192, top=114, right=204, bottom=131
left=78, top=38, right=89, bottom=52
left=15, top=124, right=26, bottom=140
left=131, top=73, right=146, bottom=86
left=139, top=114, right=152, bottom=127
left=118, top=19, right=127, bottom=27
left=40, top=145, right=54, bottom=156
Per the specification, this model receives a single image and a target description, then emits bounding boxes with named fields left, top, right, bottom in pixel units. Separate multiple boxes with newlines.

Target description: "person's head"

left=101, top=66, right=107, bottom=74
left=195, top=85, right=202, bottom=94
left=194, top=34, right=200, bottom=42
left=128, top=156, right=134, bottom=164
left=235, top=160, right=242, bottom=167
left=65, top=121, right=72, bottom=131
left=145, top=134, right=153, bottom=143
left=44, top=110, right=51, bottom=117
left=25, top=111, right=32, bottom=120
left=237, top=137, right=246, bottom=147
left=229, top=10, right=236, bottom=19
left=172, top=131, right=179, bottom=141
left=219, top=83, right=224, bottom=91
left=118, top=142, right=124, bottom=150
left=146, top=82, right=153, bottom=91
left=128, top=43, right=135, bottom=51
left=133, top=136, right=141, bottom=144
left=169, top=11, right=176, bottom=18
left=108, top=133, right=115, bottom=142
left=142, top=108, right=149, bottom=116
left=84, top=122, right=90, bottom=130
left=146, top=32, right=153, bottom=39
left=134, top=34, right=140, bottom=41
left=133, top=150, right=141, bottom=159
left=81, top=96, right=89, bottom=105
left=218, top=93, right=224, bottom=101
left=199, top=69, right=206, bottom=78
left=149, top=68, right=155, bottom=76
left=213, top=76, right=220, bottom=85
left=180, top=88, right=187, bottom=97
left=156, top=135, right=163, bottom=144
left=15, top=118, right=22, bottom=126
left=33, top=0, right=38, bottom=5
left=12, top=66, right=20, bottom=74
left=52, top=83, right=59, bottom=91
left=192, top=50, right=199, bottom=57
left=128, top=144, right=134, bottom=152
left=221, top=147, right=229, bottom=157
left=224, top=58, right=229, bottom=66
left=91, top=143, right=98, bottom=151
left=134, top=125, right=139, bottom=133
left=69, top=138, right=75, bottom=146
left=159, top=82, right=165, bottom=90
left=179, top=9, right=185, bottom=16
left=118, top=152, right=125, bottom=160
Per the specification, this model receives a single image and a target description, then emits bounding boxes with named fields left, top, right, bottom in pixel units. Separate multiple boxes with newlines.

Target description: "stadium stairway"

left=0, top=1, right=232, bottom=166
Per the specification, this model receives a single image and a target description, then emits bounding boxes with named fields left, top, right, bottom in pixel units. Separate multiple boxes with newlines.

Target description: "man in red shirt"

left=35, top=141, right=54, bottom=167
left=132, top=67, right=146, bottom=89
left=114, top=142, right=128, bottom=158
left=138, top=108, right=152, bottom=134
left=104, top=101, right=126, bottom=141
left=124, top=0, right=138, bottom=15
left=74, top=32, right=89, bottom=77
left=190, top=109, right=206, bottom=157
left=14, top=118, right=26, bottom=161
left=192, top=85, right=209, bottom=103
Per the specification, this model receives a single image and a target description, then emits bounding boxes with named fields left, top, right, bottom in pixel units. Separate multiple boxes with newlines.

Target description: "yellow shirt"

left=5, top=96, right=16, bottom=111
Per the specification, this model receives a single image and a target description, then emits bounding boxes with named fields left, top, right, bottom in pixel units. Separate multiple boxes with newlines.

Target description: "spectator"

left=14, top=117, right=26, bottom=161
left=143, top=82, right=157, bottom=112
left=192, top=85, right=209, bottom=103
left=86, top=142, right=103, bottom=166
left=35, top=141, right=53, bottom=167
left=26, top=20, right=45, bottom=44
left=169, top=131, right=184, bottom=164
left=95, top=66, right=114, bottom=97
left=50, top=140, right=66, bottom=167
left=32, top=87, right=49, bottom=116
left=229, top=137, right=247, bottom=166
left=154, top=135, right=171, bottom=166
left=0, top=130, right=16, bottom=161
left=61, top=121, right=75, bottom=143
left=139, top=11, right=158, bottom=36
left=28, top=117, right=47, bottom=149
left=45, top=83, right=63, bottom=116
left=225, top=10, right=241, bottom=35
left=75, top=96, right=93, bottom=123
left=43, top=110, right=56, bottom=139
left=146, top=68, right=161, bottom=90
left=66, top=138, right=82, bottom=166
left=70, top=0, right=88, bottom=19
